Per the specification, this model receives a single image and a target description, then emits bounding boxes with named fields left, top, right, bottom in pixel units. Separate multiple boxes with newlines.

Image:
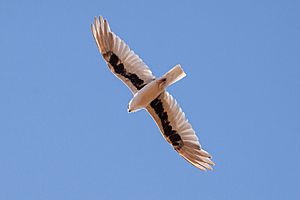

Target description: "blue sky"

left=0, top=0, right=299, bottom=199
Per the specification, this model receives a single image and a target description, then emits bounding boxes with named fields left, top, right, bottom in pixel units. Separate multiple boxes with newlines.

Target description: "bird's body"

left=128, top=64, right=186, bottom=112
left=92, top=16, right=215, bottom=171
left=128, top=78, right=164, bottom=112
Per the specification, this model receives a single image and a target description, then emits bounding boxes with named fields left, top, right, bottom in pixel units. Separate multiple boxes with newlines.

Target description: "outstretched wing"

left=92, top=16, right=155, bottom=94
left=146, top=91, right=214, bottom=170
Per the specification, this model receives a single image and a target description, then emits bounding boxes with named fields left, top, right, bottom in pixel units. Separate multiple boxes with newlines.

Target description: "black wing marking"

left=146, top=91, right=215, bottom=170
left=92, top=16, right=155, bottom=93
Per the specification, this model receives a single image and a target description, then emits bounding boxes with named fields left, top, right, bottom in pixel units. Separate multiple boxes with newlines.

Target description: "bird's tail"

left=160, top=64, right=186, bottom=88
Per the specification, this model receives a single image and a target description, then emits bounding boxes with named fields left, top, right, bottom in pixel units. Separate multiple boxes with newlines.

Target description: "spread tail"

left=161, top=64, right=186, bottom=88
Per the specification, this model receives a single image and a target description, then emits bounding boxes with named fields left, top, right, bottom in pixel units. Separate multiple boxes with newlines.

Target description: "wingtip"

left=178, top=145, right=215, bottom=171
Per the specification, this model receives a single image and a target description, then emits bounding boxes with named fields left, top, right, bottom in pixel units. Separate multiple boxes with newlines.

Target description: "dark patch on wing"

left=150, top=96, right=183, bottom=148
left=169, top=134, right=182, bottom=146
left=109, top=54, right=119, bottom=66
left=108, top=52, right=146, bottom=90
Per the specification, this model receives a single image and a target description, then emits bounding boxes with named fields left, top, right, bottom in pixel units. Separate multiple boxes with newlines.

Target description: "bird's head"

left=127, top=99, right=135, bottom=113
left=127, top=98, right=141, bottom=113
left=127, top=104, right=132, bottom=113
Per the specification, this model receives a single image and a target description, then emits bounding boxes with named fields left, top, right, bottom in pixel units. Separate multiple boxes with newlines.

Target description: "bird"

left=91, top=16, right=215, bottom=170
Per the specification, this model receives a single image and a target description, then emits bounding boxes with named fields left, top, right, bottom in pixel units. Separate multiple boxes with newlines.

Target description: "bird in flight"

left=91, top=16, right=214, bottom=170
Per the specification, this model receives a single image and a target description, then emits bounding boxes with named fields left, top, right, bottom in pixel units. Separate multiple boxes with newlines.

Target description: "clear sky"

left=0, top=0, right=299, bottom=199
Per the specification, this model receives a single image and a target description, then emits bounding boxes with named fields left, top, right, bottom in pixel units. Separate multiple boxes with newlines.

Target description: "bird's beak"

left=127, top=104, right=131, bottom=113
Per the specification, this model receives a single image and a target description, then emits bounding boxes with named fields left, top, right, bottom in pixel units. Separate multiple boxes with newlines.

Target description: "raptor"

left=91, top=16, right=214, bottom=170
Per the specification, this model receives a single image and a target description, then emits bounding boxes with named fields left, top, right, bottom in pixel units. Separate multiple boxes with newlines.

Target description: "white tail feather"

left=162, top=64, right=186, bottom=88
